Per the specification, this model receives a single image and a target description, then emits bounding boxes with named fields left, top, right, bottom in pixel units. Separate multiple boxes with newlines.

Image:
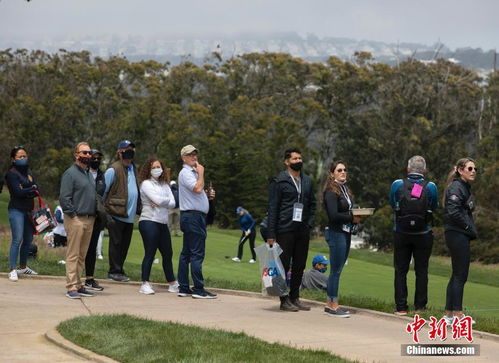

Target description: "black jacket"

left=267, top=170, right=316, bottom=239
left=5, top=166, right=38, bottom=212
left=323, top=188, right=353, bottom=233
left=444, top=178, right=477, bottom=239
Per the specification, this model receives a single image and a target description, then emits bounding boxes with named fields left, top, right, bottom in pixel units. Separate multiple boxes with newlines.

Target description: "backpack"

left=396, top=179, right=431, bottom=232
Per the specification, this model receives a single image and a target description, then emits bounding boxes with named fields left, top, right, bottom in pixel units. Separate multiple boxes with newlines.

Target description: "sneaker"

left=97, top=255, right=104, bottom=260
left=231, top=257, right=241, bottom=262
left=17, top=266, right=38, bottom=275
left=324, top=306, right=350, bottom=318
left=290, top=298, right=311, bottom=311
left=192, top=290, right=218, bottom=299
left=77, top=287, right=95, bottom=297
left=108, top=273, right=130, bottom=282
left=168, top=282, right=179, bottom=293
left=66, top=290, right=81, bottom=299
left=249, top=259, right=256, bottom=263
left=394, top=310, right=408, bottom=316
left=442, top=315, right=455, bottom=326
left=178, top=287, right=193, bottom=297
left=457, top=314, right=476, bottom=325
left=280, top=298, right=299, bottom=312
left=85, top=279, right=104, bottom=291
left=8, top=269, right=18, bottom=282
left=139, top=282, right=155, bottom=295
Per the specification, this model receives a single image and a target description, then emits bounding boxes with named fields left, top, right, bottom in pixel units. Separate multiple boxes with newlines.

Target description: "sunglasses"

left=186, top=152, right=198, bottom=157
left=336, top=168, right=348, bottom=173
left=467, top=166, right=477, bottom=172
left=78, top=150, right=92, bottom=155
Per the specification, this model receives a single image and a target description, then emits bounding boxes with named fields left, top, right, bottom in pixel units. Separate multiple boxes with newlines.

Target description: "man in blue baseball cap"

left=300, top=254, right=329, bottom=291
left=103, top=140, right=141, bottom=282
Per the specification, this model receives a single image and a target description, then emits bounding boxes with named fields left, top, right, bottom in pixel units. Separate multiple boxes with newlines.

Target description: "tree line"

left=0, top=49, right=497, bottom=263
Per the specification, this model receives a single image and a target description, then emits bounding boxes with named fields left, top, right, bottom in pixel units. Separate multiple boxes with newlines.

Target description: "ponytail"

left=442, top=157, right=475, bottom=205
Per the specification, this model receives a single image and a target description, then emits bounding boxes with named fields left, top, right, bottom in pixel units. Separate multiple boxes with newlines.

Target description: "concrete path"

left=0, top=275, right=497, bottom=362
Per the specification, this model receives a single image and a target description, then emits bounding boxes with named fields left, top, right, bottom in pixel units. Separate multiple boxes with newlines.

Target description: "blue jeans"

left=9, top=208, right=34, bottom=269
left=139, top=220, right=175, bottom=282
left=177, top=212, right=206, bottom=293
left=325, top=229, right=351, bottom=302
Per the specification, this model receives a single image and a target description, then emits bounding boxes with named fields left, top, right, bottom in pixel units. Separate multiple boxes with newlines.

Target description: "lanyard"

left=338, top=182, right=352, bottom=210
left=288, top=172, right=302, bottom=202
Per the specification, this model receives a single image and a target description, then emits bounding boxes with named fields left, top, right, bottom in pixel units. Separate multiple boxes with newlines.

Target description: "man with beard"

left=60, top=142, right=97, bottom=299
left=104, top=140, right=141, bottom=282
left=267, top=147, right=316, bottom=311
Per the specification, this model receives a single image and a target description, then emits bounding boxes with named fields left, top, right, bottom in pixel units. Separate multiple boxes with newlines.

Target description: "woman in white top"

left=138, top=158, right=178, bottom=295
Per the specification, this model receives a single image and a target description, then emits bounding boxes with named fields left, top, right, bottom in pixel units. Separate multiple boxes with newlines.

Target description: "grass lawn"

left=57, top=314, right=353, bottom=363
left=1, top=193, right=498, bottom=334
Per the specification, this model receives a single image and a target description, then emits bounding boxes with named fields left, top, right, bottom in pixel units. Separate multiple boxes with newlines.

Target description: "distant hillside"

left=1, top=32, right=496, bottom=74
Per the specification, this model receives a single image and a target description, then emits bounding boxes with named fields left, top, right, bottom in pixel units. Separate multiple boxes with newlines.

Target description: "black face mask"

left=90, top=159, right=101, bottom=170
left=121, top=149, right=135, bottom=160
left=290, top=162, right=303, bottom=171
left=79, top=156, right=92, bottom=166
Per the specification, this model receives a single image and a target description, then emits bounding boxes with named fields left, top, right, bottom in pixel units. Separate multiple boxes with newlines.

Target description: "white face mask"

left=151, top=168, right=163, bottom=179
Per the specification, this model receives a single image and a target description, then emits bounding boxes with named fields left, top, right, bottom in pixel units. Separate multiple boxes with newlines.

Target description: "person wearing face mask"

left=83, top=149, right=106, bottom=291
left=137, top=158, right=179, bottom=295
left=104, top=140, right=141, bottom=282
left=60, top=142, right=97, bottom=299
left=5, top=146, right=39, bottom=281
left=300, top=255, right=330, bottom=291
left=442, top=158, right=478, bottom=325
left=267, top=147, right=316, bottom=312
left=323, top=160, right=363, bottom=318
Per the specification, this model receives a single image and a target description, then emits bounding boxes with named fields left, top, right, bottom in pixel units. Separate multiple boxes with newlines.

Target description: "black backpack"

left=396, top=179, right=431, bottom=232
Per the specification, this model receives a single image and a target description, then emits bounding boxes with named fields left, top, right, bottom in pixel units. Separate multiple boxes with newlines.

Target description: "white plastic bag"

left=254, top=243, right=288, bottom=297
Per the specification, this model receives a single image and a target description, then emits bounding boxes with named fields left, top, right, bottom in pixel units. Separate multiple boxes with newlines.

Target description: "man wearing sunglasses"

left=104, top=140, right=141, bottom=282
left=389, top=155, right=438, bottom=315
left=60, top=142, right=97, bottom=299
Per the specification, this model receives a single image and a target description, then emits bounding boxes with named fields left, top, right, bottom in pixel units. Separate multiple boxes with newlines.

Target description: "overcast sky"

left=0, top=0, right=498, bottom=50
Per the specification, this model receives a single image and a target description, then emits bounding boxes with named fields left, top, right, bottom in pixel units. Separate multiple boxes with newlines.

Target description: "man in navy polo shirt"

left=177, top=145, right=217, bottom=299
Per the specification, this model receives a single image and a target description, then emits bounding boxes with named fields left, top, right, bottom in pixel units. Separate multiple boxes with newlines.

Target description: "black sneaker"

left=324, top=306, right=350, bottom=318
left=280, top=298, right=299, bottom=312
left=85, top=279, right=104, bottom=291
left=77, top=287, right=95, bottom=297
left=108, top=273, right=130, bottom=282
left=178, top=287, right=193, bottom=297
left=192, top=290, right=217, bottom=299
left=290, top=298, right=311, bottom=311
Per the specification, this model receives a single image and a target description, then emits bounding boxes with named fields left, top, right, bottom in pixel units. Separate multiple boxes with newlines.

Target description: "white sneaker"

left=231, top=257, right=241, bottom=262
left=249, top=259, right=256, bottom=263
left=8, top=270, right=18, bottom=282
left=168, top=282, right=179, bottom=293
left=139, top=282, right=155, bottom=295
left=17, top=266, right=38, bottom=275
left=97, top=255, right=104, bottom=260
left=442, top=315, right=454, bottom=326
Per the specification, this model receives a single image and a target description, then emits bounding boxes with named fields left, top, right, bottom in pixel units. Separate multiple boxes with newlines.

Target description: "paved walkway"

left=0, top=275, right=498, bottom=362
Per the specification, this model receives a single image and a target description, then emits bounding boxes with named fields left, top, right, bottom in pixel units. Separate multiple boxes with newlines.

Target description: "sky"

left=0, top=0, right=498, bottom=50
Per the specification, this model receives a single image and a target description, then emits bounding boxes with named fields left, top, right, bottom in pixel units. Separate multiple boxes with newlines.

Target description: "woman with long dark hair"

left=137, top=157, right=178, bottom=295
left=322, top=161, right=363, bottom=318
left=5, top=146, right=39, bottom=281
left=442, top=158, right=478, bottom=324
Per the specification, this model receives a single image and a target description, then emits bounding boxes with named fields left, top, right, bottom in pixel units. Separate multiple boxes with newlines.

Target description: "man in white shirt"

left=177, top=145, right=217, bottom=299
